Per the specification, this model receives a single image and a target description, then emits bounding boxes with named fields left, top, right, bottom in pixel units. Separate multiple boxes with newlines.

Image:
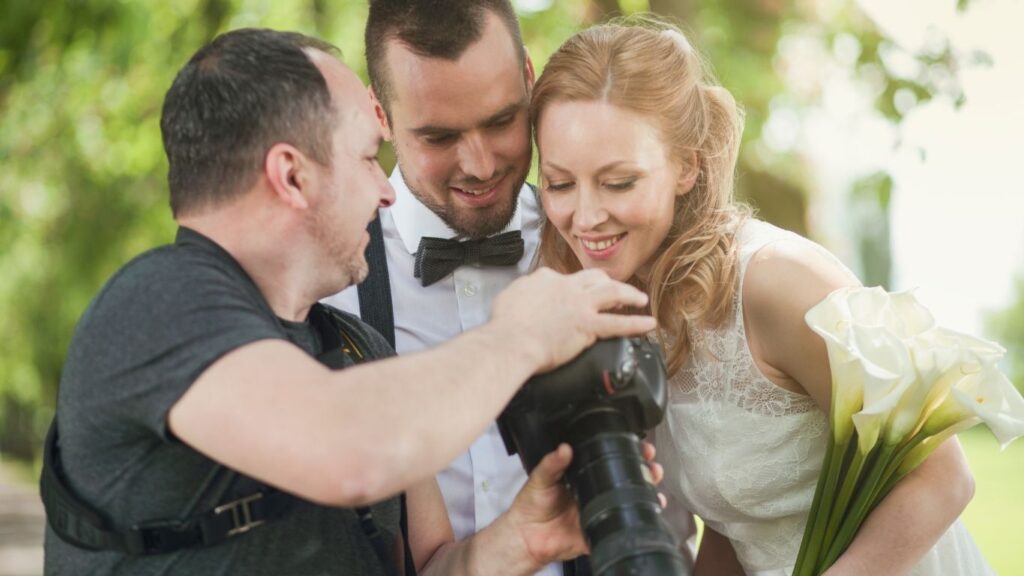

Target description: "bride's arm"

left=694, top=525, right=745, bottom=576
left=743, top=239, right=974, bottom=576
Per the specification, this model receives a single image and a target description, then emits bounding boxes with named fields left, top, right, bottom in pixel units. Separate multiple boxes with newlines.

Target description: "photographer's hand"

left=496, top=441, right=667, bottom=574
left=491, top=268, right=657, bottom=374
left=419, top=441, right=667, bottom=576
left=503, top=444, right=588, bottom=568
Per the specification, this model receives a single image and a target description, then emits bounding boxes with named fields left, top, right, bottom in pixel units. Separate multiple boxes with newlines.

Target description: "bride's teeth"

left=581, top=236, right=621, bottom=251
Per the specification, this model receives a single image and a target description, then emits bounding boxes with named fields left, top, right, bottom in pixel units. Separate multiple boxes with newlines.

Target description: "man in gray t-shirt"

left=47, top=227, right=402, bottom=575
left=44, top=28, right=658, bottom=576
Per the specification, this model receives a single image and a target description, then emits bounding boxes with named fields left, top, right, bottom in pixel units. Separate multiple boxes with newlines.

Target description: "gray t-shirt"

left=44, top=227, right=400, bottom=576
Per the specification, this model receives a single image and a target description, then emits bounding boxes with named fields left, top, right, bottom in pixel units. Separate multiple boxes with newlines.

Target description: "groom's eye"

left=423, top=133, right=457, bottom=146
left=487, top=113, right=516, bottom=129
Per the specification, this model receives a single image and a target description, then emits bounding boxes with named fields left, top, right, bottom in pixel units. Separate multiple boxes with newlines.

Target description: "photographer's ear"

left=265, top=143, right=311, bottom=210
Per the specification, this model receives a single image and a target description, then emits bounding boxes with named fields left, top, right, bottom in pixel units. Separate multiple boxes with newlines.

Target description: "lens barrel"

left=564, top=408, right=686, bottom=576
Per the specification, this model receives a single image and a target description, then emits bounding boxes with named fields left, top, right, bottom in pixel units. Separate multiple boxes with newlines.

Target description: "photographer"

left=42, top=28, right=657, bottom=576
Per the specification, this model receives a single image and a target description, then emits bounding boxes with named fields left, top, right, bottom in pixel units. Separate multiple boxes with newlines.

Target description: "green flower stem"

left=792, top=434, right=837, bottom=576
left=819, top=444, right=873, bottom=557
left=819, top=443, right=898, bottom=568
left=873, top=433, right=936, bottom=508
left=794, top=434, right=852, bottom=576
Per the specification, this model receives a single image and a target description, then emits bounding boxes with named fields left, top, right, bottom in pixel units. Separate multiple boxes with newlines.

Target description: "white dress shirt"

left=323, top=168, right=561, bottom=576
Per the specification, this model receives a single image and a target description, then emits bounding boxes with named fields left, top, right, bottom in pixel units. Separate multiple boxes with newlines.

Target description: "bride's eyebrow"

left=594, top=161, right=638, bottom=176
left=540, top=160, right=642, bottom=175
left=539, top=160, right=572, bottom=174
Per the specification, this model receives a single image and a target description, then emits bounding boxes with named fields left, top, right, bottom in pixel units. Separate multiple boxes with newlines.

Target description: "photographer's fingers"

left=570, top=268, right=611, bottom=289
left=531, top=443, right=573, bottom=488
left=584, top=277, right=650, bottom=311
left=591, top=313, right=658, bottom=340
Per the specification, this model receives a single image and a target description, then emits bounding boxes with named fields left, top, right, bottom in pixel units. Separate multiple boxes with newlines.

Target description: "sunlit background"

left=1, top=0, right=1021, bottom=574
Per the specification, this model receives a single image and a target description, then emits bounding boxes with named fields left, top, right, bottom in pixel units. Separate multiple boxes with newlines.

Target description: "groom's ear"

left=368, top=86, right=393, bottom=142
left=523, top=46, right=536, bottom=92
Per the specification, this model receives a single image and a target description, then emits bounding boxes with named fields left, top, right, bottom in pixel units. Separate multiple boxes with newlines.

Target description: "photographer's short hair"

left=161, top=28, right=339, bottom=217
left=365, top=0, right=524, bottom=114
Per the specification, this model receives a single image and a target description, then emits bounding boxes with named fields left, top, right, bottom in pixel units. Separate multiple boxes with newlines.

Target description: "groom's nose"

left=457, top=131, right=497, bottom=182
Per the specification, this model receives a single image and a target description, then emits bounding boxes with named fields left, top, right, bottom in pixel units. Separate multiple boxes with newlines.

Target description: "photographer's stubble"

left=370, top=10, right=535, bottom=239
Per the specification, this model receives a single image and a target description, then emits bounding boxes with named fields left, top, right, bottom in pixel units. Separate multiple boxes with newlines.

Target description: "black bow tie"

left=413, top=230, right=525, bottom=287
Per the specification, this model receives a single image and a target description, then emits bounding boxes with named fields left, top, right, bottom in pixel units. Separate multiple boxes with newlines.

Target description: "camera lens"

left=564, top=407, right=686, bottom=575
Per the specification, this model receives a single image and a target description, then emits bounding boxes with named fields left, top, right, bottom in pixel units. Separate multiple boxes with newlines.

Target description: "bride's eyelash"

left=544, top=180, right=574, bottom=192
left=606, top=178, right=638, bottom=191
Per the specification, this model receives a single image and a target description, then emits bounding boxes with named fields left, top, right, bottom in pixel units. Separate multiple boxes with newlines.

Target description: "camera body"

left=497, top=337, right=688, bottom=576
left=497, top=337, right=667, bottom=472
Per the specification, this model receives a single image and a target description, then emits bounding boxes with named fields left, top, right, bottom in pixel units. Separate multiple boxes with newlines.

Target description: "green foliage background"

left=1, top=0, right=1019, bottom=570
left=0, top=0, right=972, bottom=459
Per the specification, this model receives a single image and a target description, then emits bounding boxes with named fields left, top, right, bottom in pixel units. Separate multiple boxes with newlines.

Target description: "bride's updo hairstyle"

left=531, top=17, right=748, bottom=375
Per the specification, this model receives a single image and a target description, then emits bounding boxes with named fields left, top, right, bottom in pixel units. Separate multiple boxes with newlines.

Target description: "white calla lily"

left=795, top=286, right=1023, bottom=576
left=847, top=323, right=914, bottom=453
left=926, top=365, right=1024, bottom=449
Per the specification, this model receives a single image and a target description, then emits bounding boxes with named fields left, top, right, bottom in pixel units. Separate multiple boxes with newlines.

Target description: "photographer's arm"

left=168, top=268, right=656, bottom=507
left=743, top=240, right=973, bottom=576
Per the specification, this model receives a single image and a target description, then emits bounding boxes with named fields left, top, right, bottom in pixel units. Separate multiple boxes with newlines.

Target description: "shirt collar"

left=387, top=167, right=525, bottom=255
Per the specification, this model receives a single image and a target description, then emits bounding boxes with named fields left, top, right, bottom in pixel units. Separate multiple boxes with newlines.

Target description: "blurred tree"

left=0, top=0, right=975, bottom=462
left=0, top=0, right=369, bottom=460
left=986, top=275, right=1024, bottom=394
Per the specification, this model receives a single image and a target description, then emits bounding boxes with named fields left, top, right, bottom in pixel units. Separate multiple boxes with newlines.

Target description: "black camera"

left=497, top=337, right=688, bottom=576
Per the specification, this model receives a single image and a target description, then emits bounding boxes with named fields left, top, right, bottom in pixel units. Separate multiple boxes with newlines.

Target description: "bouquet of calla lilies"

left=792, top=287, right=1024, bottom=576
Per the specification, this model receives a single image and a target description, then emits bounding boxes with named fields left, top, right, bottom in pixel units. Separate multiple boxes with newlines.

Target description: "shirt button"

left=481, top=479, right=490, bottom=492
left=463, top=283, right=478, bottom=297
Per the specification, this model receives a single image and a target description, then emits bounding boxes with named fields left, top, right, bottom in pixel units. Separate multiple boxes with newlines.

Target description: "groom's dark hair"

left=365, top=0, right=525, bottom=114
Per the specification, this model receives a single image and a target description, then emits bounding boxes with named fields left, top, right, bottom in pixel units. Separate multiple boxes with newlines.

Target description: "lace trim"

left=666, top=282, right=818, bottom=417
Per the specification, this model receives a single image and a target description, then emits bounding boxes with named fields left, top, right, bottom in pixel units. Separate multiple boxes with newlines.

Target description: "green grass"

left=959, top=427, right=1024, bottom=575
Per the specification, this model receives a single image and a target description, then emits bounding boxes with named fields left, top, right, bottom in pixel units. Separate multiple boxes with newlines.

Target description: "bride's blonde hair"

left=531, top=16, right=749, bottom=375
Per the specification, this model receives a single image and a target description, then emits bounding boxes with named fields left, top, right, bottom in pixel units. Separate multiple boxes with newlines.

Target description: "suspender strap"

left=358, top=215, right=397, bottom=349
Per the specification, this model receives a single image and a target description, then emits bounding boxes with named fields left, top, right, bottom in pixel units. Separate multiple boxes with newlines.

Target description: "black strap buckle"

left=214, top=492, right=265, bottom=537
left=131, top=519, right=193, bottom=555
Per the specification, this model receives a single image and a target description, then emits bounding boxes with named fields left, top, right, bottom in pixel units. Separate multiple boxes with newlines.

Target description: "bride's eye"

left=544, top=181, right=575, bottom=192
left=605, top=178, right=638, bottom=191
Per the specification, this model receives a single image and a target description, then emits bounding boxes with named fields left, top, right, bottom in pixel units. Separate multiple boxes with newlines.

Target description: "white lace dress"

left=653, top=219, right=993, bottom=575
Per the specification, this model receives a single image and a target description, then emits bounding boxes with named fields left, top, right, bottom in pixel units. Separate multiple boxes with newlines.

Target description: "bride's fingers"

left=646, top=461, right=664, bottom=485
left=640, top=441, right=664, bottom=485
left=641, top=440, right=657, bottom=461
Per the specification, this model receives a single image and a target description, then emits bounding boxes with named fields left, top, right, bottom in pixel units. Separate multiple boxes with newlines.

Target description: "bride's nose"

left=572, top=187, right=608, bottom=232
